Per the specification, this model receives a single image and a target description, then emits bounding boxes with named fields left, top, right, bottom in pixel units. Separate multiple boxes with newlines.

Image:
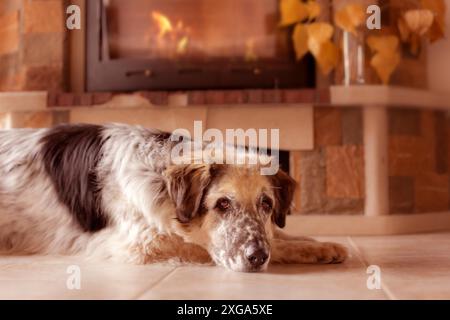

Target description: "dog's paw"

left=315, top=242, right=349, bottom=264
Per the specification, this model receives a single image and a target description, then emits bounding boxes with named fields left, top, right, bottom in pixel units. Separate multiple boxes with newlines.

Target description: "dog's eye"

left=261, top=196, right=273, bottom=212
left=215, top=198, right=232, bottom=212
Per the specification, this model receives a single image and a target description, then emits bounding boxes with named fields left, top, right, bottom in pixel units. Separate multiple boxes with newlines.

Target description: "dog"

left=0, top=123, right=347, bottom=272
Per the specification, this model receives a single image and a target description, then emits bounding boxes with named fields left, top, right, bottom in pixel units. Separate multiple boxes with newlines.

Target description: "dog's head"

left=164, top=163, right=296, bottom=272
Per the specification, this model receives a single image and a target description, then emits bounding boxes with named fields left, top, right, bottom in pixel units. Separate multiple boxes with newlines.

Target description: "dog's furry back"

left=0, top=124, right=174, bottom=257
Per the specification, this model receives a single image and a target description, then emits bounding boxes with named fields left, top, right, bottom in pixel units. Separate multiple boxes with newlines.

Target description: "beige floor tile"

left=0, top=255, right=175, bottom=300
left=2, top=233, right=449, bottom=300
left=351, top=233, right=450, bottom=300
left=139, top=238, right=387, bottom=300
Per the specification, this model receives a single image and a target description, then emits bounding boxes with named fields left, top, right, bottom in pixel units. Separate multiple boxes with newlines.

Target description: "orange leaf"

left=428, top=18, right=446, bottom=42
left=334, top=4, right=366, bottom=35
left=370, top=51, right=401, bottom=85
left=367, top=35, right=399, bottom=54
left=312, top=41, right=340, bottom=75
left=279, top=0, right=309, bottom=26
left=306, top=22, right=338, bottom=75
left=404, top=9, right=434, bottom=36
left=420, top=0, right=446, bottom=42
left=367, top=36, right=401, bottom=85
left=306, top=0, right=321, bottom=21
left=292, top=24, right=309, bottom=60
left=307, top=22, right=334, bottom=53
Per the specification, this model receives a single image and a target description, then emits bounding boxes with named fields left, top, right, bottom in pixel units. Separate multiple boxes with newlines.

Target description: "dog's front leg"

left=270, top=239, right=348, bottom=264
left=139, top=234, right=213, bottom=265
left=86, top=226, right=212, bottom=265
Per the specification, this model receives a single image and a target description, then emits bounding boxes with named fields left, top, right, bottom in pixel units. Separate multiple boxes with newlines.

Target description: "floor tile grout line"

left=347, top=237, right=397, bottom=301
left=346, top=236, right=369, bottom=266
left=131, top=267, right=179, bottom=300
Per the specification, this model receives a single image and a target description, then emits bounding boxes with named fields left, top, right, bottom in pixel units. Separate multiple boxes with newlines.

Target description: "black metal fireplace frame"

left=86, top=0, right=315, bottom=92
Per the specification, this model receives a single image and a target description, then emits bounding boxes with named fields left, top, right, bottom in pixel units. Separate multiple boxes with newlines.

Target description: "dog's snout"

left=245, top=246, right=269, bottom=268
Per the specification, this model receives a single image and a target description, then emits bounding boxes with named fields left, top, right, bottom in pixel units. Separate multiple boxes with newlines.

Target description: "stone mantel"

left=1, top=86, right=450, bottom=111
left=330, top=86, right=450, bottom=110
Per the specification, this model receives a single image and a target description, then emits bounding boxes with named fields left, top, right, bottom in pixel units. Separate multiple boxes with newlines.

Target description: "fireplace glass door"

left=87, top=0, right=315, bottom=91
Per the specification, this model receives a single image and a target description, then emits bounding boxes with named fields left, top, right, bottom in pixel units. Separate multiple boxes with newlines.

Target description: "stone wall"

left=388, top=109, right=450, bottom=214
left=290, top=107, right=365, bottom=215
left=0, top=0, right=66, bottom=91
left=289, top=107, right=450, bottom=215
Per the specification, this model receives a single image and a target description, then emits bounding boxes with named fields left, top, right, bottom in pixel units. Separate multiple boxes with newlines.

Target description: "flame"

left=177, top=36, right=189, bottom=54
left=152, top=11, right=174, bottom=39
left=150, top=10, right=190, bottom=57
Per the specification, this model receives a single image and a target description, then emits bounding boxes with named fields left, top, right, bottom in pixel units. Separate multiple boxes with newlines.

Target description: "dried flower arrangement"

left=279, top=0, right=447, bottom=84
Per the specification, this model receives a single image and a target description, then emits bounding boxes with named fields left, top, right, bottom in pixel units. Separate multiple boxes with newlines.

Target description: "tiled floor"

left=0, top=233, right=449, bottom=300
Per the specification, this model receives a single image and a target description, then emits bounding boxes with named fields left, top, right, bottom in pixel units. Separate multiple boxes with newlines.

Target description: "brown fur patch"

left=268, top=170, right=297, bottom=228
left=164, top=164, right=220, bottom=223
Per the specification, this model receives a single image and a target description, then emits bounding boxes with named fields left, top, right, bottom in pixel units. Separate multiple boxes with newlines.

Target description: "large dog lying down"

left=0, top=124, right=347, bottom=272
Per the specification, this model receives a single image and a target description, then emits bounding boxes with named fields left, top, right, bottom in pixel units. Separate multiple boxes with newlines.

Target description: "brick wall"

left=0, top=0, right=66, bottom=91
left=290, top=107, right=365, bottom=215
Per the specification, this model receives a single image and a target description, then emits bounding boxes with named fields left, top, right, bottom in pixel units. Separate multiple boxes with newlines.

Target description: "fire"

left=177, top=36, right=189, bottom=55
left=152, top=11, right=173, bottom=39
left=150, top=10, right=190, bottom=57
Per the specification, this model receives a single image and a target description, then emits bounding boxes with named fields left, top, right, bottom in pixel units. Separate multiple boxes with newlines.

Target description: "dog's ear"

left=269, top=170, right=297, bottom=228
left=164, top=164, right=215, bottom=223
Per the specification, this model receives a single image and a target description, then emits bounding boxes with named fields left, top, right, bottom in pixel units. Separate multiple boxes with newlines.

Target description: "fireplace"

left=86, top=0, right=315, bottom=92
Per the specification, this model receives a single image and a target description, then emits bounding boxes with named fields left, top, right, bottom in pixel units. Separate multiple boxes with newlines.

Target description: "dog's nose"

left=245, top=246, right=269, bottom=267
